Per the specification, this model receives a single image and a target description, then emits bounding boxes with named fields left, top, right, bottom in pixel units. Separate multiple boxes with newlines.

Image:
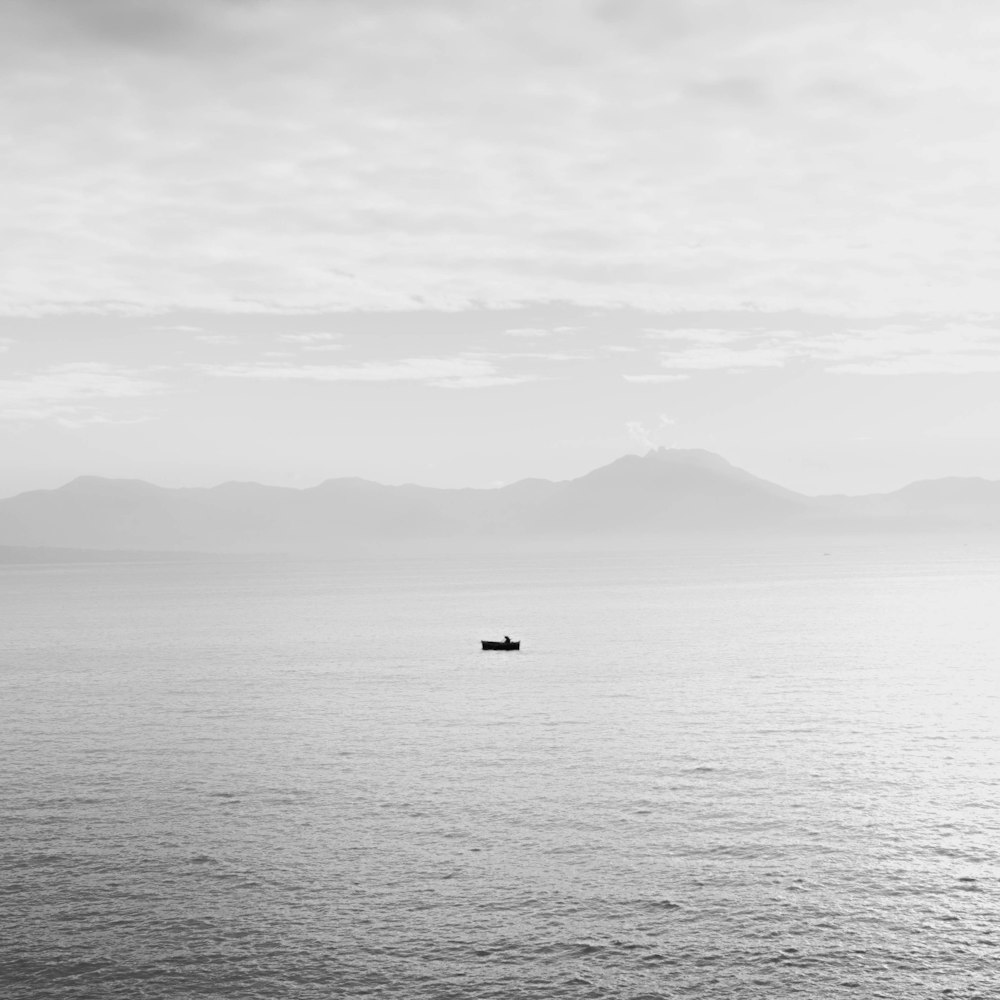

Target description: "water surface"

left=3, top=539, right=1000, bottom=998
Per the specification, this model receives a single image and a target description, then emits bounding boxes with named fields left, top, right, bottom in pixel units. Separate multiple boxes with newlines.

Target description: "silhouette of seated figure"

left=504, top=635, right=510, bottom=644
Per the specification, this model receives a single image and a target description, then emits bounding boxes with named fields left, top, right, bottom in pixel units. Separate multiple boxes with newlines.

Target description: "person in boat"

left=504, top=635, right=511, bottom=644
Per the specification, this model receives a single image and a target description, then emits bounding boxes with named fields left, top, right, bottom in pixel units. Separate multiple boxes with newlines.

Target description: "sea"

left=3, top=537, right=1000, bottom=999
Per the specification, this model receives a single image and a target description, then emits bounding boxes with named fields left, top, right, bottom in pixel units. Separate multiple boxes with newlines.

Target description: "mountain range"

left=2, top=448, right=999, bottom=555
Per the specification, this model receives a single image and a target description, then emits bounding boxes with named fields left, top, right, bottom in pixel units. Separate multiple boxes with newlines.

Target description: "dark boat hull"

left=481, top=640, right=520, bottom=650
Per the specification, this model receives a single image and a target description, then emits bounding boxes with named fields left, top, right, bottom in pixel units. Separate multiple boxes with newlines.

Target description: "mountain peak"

left=643, top=448, right=735, bottom=470
left=60, top=476, right=161, bottom=495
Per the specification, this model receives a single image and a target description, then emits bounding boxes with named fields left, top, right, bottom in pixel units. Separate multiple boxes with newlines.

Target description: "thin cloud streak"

left=0, top=362, right=164, bottom=424
left=278, top=333, right=343, bottom=345
left=204, top=356, right=537, bottom=388
left=643, top=322, right=1000, bottom=375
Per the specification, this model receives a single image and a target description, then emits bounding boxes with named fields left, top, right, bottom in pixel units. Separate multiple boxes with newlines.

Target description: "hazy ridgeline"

left=3, top=449, right=1000, bottom=558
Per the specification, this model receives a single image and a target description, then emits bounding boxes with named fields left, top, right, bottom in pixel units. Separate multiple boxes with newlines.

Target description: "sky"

left=3, top=0, right=1000, bottom=497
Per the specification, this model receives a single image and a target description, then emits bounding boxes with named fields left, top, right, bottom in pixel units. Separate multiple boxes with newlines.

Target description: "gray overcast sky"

left=3, top=0, right=1000, bottom=496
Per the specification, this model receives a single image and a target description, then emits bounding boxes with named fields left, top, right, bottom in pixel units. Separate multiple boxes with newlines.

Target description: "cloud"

left=14, top=0, right=261, bottom=55
left=277, top=332, right=345, bottom=352
left=278, top=332, right=343, bottom=344
left=433, top=374, right=535, bottom=388
left=626, top=420, right=656, bottom=450
left=632, top=319, right=1000, bottom=375
left=0, top=362, right=164, bottom=424
left=643, top=328, right=752, bottom=343
left=194, top=332, right=240, bottom=345
left=819, top=322, right=1000, bottom=375
left=626, top=409, right=678, bottom=450
left=658, top=343, right=797, bottom=371
left=504, top=328, right=553, bottom=338
left=827, top=356, right=1000, bottom=375
left=205, top=355, right=535, bottom=388
left=473, top=351, right=591, bottom=362
left=622, top=373, right=690, bottom=383
left=5, top=1, right=1000, bottom=314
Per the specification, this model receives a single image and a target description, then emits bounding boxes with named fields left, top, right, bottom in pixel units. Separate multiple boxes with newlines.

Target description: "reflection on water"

left=3, top=539, right=1000, bottom=998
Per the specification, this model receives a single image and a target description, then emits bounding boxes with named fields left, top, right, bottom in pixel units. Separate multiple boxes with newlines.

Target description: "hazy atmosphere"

left=4, top=0, right=1000, bottom=496
left=5, top=4, right=1000, bottom=1000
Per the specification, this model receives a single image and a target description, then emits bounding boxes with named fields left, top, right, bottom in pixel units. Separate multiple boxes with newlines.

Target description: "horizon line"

left=2, top=448, right=995, bottom=503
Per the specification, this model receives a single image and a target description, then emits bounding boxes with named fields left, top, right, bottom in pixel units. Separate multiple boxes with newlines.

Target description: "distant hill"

left=1, top=450, right=998, bottom=554
left=815, top=477, right=1000, bottom=531
left=524, top=449, right=809, bottom=533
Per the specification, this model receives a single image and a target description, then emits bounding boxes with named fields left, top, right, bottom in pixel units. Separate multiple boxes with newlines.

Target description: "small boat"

left=482, top=638, right=520, bottom=650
